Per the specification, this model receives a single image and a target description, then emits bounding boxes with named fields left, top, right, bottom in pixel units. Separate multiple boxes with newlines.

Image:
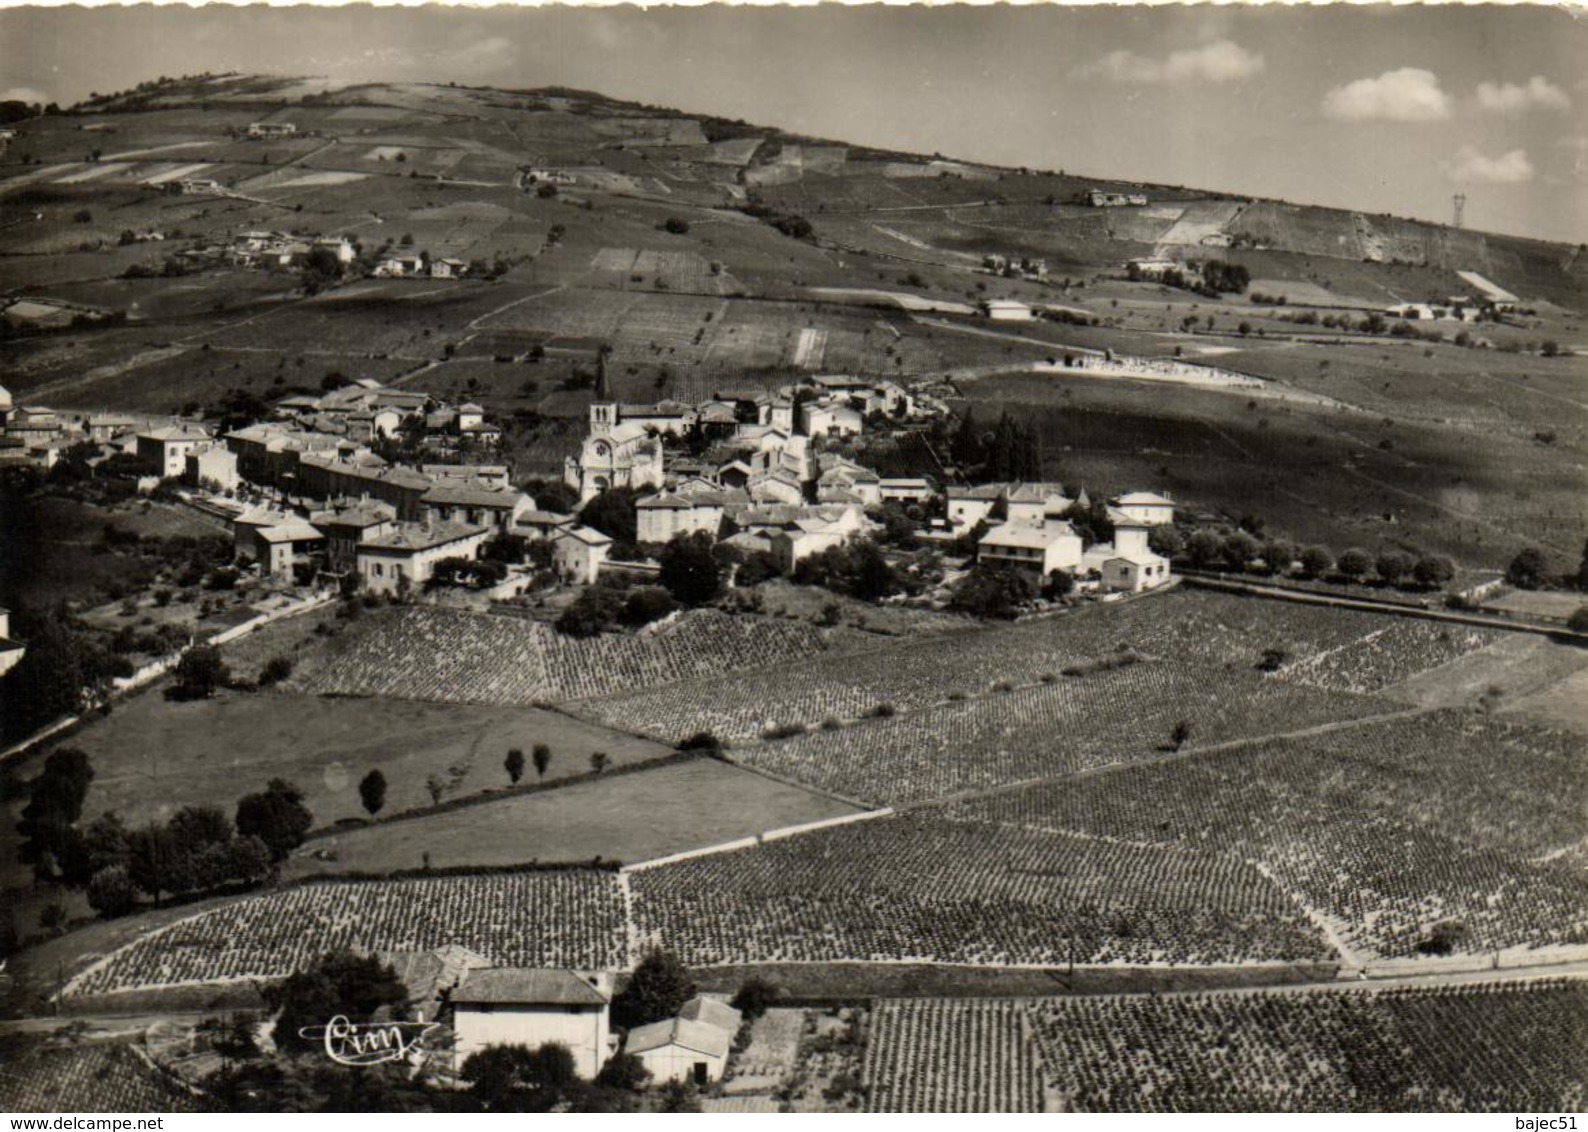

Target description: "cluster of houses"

left=1087, top=189, right=1149, bottom=208
left=981, top=254, right=1049, bottom=280
left=371, top=252, right=471, bottom=279
left=951, top=482, right=1176, bottom=594
left=227, top=230, right=354, bottom=270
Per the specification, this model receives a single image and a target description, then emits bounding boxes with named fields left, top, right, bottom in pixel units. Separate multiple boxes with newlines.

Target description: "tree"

left=662, top=217, right=690, bottom=235
left=86, top=865, right=138, bottom=918
left=1259, top=539, right=1296, bottom=576
left=1170, top=719, right=1192, bottom=751
left=1412, top=554, right=1455, bottom=589
left=1147, top=525, right=1183, bottom=559
left=1375, top=550, right=1415, bottom=587
left=1298, top=546, right=1333, bottom=579
left=532, top=744, right=552, bottom=781
left=658, top=532, right=725, bottom=606
left=1505, top=546, right=1552, bottom=591
left=235, top=779, right=312, bottom=862
left=172, top=646, right=230, bottom=699
left=462, top=1043, right=580, bottom=1112
left=259, top=656, right=294, bottom=687
left=1185, top=530, right=1223, bottom=569
left=948, top=566, right=1035, bottom=620
left=268, top=951, right=411, bottom=1054
left=595, top=1052, right=651, bottom=1092
left=1219, top=531, right=1258, bottom=573
left=612, top=949, right=694, bottom=1029
left=589, top=751, right=610, bottom=775
left=169, top=805, right=233, bottom=861
left=555, top=587, right=625, bottom=638
left=620, top=586, right=678, bottom=628
left=127, top=822, right=179, bottom=900
left=504, top=748, right=526, bottom=785
left=1336, top=548, right=1373, bottom=582
left=1571, top=539, right=1588, bottom=592
left=578, top=488, right=642, bottom=545
left=358, top=769, right=387, bottom=817
left=17, top=747, right=94, bottom=876
left=730, top=976, right=780, bottom=1020
left=1042, top=569, right=1075, bottom=601
left=1567, top=606, right=1588, bottom=634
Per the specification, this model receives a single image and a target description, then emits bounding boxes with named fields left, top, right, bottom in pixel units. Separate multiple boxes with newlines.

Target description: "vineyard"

left=568, top=589, right=1494, bottom=745
left=862, top=999, right=1044, bottom=1113
left=730, top=662, right=1386, bottom=806
left=630, top=813, right=1331, bottom=967
left=0, top=1043, right=198, bottom=1113
left=953, top=711, right=1588, bottom=958
left=66, top=871, right=627, bottom=999
left=1026, top=980, right=1588, bottom=1112
left=290, top=607, right=837, bottom=705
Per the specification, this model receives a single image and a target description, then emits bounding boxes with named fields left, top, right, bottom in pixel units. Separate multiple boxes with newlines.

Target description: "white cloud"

left=1446, top=145, right=1535, bottom=185
left=0, top=87, right=51, bottom=106
left=1474, top=76, right=1572, bottom=114
left=1321, top=68, right=1452, bottom=122
left=1080, top=40, right=1265, bottom=85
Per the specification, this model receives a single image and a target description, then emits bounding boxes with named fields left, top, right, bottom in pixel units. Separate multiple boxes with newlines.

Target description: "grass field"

left=282, top=757, right=858, bottom=878
left=25, top=689, right=675, bottom=840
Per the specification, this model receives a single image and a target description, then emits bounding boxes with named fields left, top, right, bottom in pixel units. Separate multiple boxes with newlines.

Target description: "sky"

left=1, top=3, right=1584, bottom=245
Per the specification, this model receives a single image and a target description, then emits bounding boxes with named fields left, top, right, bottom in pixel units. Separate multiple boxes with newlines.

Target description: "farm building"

left=232, top=508, right=325, bottom=577
left=553, top=525, right=614, bottom=585
left=1455, top=270, right=1520, bottom=311
left=450, top=969, right=613, bottom=1080
left=136, top=422, right=213, bottom=479
left=525, top=169, right=578, bottom=186
left=246, top=122, right=297, bottom=139
left=977, top=522, right=1083, bottom=579
left=1127, top=259, right=1181, bottom=281
left=626, top=997, right=742, bottom=1085
left=356, top=521, right=490, bottom=596
left=981, top=299, right=1035, bottom=322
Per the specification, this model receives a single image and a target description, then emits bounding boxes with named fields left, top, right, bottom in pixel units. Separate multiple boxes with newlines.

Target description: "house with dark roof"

left=450, top=969, right=613, bottom=1078
left=355, top=520, right=490, bottom=595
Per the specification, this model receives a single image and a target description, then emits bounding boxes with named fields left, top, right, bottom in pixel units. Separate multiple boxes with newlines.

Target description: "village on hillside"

left=1, top=8, right=1587, bottom=1117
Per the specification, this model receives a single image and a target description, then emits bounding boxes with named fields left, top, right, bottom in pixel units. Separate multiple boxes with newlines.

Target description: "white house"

left=355, top=520, right=490, bottom=596
left=1111, top=491, right=1176, bottom=526
left=450, top=969, right=613, bottom=1081
left=246, top=122, right=297, bottom=139
left=945, top=484, right=1006, bottom=533
left=878, top=478, right=935, bottom=505
left=136, top=423, right=212, bottom=479
left=982, top=299, right=1035, bottom=322
left=420, top=481, right=531, bottom=534
left=1005, top=483, right=1072, bottom=528
left=798, top=399, right=863, bottom=438
left=626, top=996, right=741, bottom=1086
left=977, top=522, right=1083, bottom=579
left=553, top=525, right=613, bottom=585
left=1079, top=511, right=1171, bottom=593
left=186, top=446, right=240, bottom=492
left=636, top=488, right=728, bottom=545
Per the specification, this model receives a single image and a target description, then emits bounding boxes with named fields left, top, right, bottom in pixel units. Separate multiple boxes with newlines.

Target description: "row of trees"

left=18, top=745, right=312, bottom=919
left=1168, top=527, right=1457, bottom=589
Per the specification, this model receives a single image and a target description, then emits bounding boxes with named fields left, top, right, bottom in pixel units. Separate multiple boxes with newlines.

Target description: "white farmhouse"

left=355, top=520, right=490, bottom=596
left=450, top=969, right=613, bottom=1080
left=977, top=522, right=1083, bottom=579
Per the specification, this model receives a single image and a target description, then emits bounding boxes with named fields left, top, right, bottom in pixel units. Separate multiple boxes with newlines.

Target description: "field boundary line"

left=1181, top=574, right=1587, bottom=640
left=1250, top=859, right=1365, bottom=972
left=620, top=807, right=894, bottom=873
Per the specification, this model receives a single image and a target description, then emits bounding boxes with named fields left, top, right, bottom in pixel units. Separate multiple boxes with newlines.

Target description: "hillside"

left=1, top=73, right=1583, bottom=570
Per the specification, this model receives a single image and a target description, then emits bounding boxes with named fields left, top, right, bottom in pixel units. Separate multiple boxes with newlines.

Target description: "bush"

left=258, top=656, right=294, bottom=687
left=731, top=976, right=780, bottom=1020
left=1567, top=606, right=1588, bottom=634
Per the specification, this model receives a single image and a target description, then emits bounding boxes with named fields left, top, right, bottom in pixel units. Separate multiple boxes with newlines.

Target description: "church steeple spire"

left=594, top=347, right=611, bottom=402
